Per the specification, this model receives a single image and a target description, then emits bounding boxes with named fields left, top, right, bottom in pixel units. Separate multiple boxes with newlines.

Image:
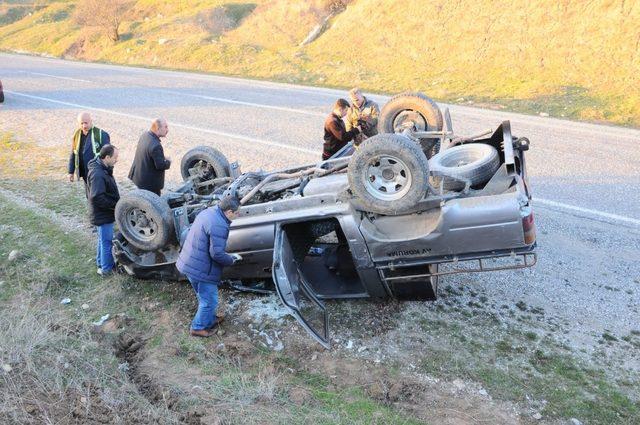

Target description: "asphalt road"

left=1, top=53, right=639, bottom=363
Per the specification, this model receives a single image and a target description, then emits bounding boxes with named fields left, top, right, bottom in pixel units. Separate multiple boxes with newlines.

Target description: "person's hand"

left=230, top=253, right=243, bottom=263
left=68, top=173, right=75, bottom=182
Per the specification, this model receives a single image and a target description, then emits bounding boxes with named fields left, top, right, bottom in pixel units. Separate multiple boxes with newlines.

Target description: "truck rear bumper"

left=377, top=244, right=536, bottom=284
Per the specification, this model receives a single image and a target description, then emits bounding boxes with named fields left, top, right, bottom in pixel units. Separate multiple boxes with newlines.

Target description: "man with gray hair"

left=345, top=87, right=380, bottom=145
left=128, top=118, right=171, bottom=195
left=67, top=112, right=111, bottom=194
left=177, top=196, right=242, bottom=337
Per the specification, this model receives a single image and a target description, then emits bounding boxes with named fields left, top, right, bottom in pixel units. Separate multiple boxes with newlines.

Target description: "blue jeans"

left=96, top=223, right=114, bottom=272
left=188, top=276, right=219, bottom=331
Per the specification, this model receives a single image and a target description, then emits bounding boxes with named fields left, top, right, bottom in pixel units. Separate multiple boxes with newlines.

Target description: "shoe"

left=99, top=269, right=115, bottom=277
left=206, top=315, right=225, bottom=331
left=190, top=329, right=213, bottom=338
left=97, top=268, right=103, bottom=275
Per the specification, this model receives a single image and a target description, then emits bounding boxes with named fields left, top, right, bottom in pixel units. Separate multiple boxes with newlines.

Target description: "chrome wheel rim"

left=125, top=208, right=158, bottom=241
left=363, top=155, right=413, bottom=201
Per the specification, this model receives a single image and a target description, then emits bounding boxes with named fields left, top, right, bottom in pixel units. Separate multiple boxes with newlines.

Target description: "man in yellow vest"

left=67, top=112, right=111, bottom=195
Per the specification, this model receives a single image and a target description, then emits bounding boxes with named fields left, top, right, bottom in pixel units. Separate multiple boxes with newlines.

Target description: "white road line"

left=5, top=90, right=318, bottom=155
left=28, top=71, right=94, bottom=83
left=22, top=70, right=327, bottom=117
left=157, top=89, right=325, bottom=117
left=535, top=198, right=640, bottom=227
left=6, top=88, right=640, bottom=227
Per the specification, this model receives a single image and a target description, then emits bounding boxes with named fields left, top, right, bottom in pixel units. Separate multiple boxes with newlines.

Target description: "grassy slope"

left=2, top=124, right=640, bottom=423
left=0, top=0, right=639, bottom=126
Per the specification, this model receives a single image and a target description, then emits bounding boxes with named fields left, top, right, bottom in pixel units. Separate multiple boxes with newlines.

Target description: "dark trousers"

left=83, top=179, right=90, bottom=198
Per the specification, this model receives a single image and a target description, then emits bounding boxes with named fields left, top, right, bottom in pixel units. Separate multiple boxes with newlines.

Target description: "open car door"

left=272, top=224, right=330, bottom=349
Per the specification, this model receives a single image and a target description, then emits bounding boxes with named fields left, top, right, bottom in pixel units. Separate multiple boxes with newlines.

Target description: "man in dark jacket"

left=68, top=112, right=110, bottom=195
left=322, top=98, right=360, bottom=160
left=128, top=118, right=171, bottom=195
left=177, top=196, right=242, bottom=337
left=87, top=145, right=120, bottom=276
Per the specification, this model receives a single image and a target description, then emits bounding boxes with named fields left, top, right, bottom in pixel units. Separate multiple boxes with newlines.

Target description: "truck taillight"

left=521, top=209, right=536, bottom=245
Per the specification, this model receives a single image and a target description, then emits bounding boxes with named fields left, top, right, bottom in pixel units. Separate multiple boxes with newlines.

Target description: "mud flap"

left=272, top=224, right=330, bottom=349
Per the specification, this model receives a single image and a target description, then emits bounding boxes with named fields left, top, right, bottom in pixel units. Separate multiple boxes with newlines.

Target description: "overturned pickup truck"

left=113, top=93, right=537, bottom=347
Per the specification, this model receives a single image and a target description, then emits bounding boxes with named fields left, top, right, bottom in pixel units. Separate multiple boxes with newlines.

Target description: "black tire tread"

left=180, top=146, right=230, bottom=182
left=429, top=144, right=500, bottom=191
left=378, top=92, right=444, bottom=134
left=115, top=189, right=174, bottom=251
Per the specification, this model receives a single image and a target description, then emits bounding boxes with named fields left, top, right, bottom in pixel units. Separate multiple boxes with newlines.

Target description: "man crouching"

left=177, top=196, right=242, bottom=338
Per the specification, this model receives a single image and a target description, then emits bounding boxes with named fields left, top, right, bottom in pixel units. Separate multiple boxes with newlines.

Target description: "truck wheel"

left=378, top=92, right=443, bottom=158
left=115, top=190, right=174, bottom=251
left=429, top=143, right=500, bottom=191
left=348, top=134, right=428, bottom=215
left=180, top=146, right=230, bottom=194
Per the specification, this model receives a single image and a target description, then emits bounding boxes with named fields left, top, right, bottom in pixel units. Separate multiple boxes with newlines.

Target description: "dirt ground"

left=95, top=288, right=524, bottom=425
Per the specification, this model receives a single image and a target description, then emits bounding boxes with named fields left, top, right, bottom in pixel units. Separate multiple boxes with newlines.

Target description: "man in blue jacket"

left=177, top=196, right=242, bottom=337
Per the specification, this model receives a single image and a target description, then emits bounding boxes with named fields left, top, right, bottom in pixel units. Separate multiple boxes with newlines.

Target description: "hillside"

left=1, top=0, right=639, bottom=126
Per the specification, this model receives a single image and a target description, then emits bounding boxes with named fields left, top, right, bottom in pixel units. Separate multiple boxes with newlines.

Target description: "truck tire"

left=180, top=146, right=230, bottom=193
left=378, top=92, right=443, bottom=158
left=115, top=190, right=174, bottom=251
left=348, top=134, right=429, bottom=215
left=429, top=143, right=500, bottom=191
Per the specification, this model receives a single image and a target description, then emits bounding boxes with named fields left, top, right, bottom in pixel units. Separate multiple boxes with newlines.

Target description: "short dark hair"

left=219, top=196, right=240, bottom=212
left=99, top=144, right=117, bottom=159
left=334, top=98, right=350, bottom=110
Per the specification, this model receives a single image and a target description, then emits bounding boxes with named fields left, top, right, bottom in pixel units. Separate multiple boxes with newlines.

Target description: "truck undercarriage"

left=112, top=92, right=537, bottom=347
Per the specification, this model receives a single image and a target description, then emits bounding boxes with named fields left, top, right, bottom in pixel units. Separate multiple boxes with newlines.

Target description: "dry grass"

left=0, top=206, right=177, bottom=424
left=1, top=0, right=638, bottom=125
left=0, top=300, right=154, bottom=423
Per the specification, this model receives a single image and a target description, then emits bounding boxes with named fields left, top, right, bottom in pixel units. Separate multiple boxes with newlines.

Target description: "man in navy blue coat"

left=177, top=196, right=242, bottom=337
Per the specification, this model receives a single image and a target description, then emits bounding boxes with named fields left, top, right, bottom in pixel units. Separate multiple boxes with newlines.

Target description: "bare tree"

left=74, top=0, right=131, bottom=42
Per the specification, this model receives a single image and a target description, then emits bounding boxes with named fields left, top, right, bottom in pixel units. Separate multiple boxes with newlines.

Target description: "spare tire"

left=115, top=189, right=174, bottom=251
left=378, top=92, right=443, bottom=158
left=180, top=146, right=230, bottom=194
left=348, top=133, right=429, bottom=215
left=429, top=143, right=500, bottom=191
